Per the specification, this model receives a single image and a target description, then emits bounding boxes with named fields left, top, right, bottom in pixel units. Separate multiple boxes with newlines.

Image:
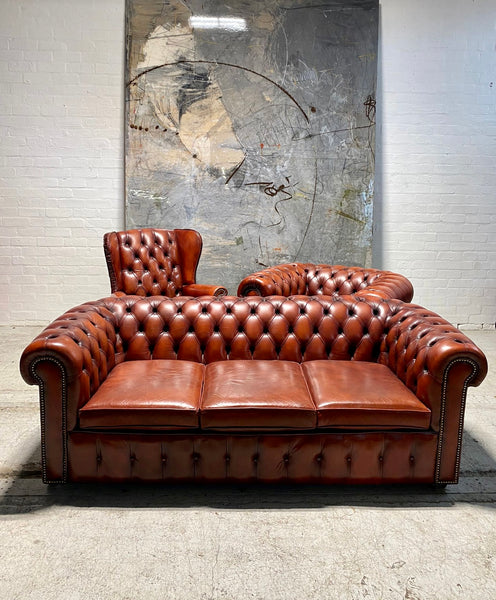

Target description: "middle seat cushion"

left=79, top=360, right=204, bottom=430
left=201, top=360, right=316, bottom=431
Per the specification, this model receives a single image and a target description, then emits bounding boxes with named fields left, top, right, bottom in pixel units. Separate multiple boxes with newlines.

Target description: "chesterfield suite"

left=103, top=228, right=413, bottom=302
left=20, top=293, right=487, bottom=486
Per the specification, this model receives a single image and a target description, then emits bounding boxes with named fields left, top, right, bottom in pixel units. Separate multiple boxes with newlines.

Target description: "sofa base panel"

left=67, top=431, right=438, bottom=484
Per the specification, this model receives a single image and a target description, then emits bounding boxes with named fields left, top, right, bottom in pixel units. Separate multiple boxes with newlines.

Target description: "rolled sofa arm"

left=380, top=302, right=487, bottom=483
left=237, top=263, right=310, bottom=296
left=19, top=300, right=120, bottom=483
left=182, top=283, right=228, bottom=297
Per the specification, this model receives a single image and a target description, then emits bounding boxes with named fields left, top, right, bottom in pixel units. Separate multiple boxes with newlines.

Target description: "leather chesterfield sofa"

left=20, top=294, right=487, bottom=486
left=237, top=263, right=414, bottom=302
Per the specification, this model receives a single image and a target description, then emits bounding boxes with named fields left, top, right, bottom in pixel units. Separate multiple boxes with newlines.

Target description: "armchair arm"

left=19, top=300, right=120, bottom=482
left=380, top=302, right=487, bottom=483
left=182, top=283, right=228, bottom=297
left=237, top=263, right=310, bottom=296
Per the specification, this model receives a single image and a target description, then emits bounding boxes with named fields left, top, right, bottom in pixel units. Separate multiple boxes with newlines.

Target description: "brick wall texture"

left=1, top=0, right=495, bottom=327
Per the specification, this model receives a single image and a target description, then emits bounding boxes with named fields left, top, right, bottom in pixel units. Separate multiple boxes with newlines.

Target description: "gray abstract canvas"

left=125, top=0, right=378, bottom=293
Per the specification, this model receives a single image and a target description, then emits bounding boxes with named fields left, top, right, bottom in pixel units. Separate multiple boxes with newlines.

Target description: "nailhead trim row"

left=29, top=356, right=68, bottom=484
left=435, top=357, right=479, bottom=484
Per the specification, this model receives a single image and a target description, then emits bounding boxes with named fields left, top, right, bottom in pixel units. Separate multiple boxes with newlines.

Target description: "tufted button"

left=346, top=456, right=352, bottom=463
left=161, top=455, right=167, bottom=463
left=192, top=453, right=200, bottom=463
left=130, top=454, right=137, bottom=464
left=283, top=453, right=290, bottom=464
left=378, top=455, right=384, bottom=463
left=252, top=454, right=259, bottom=464
left=316, top=454, right=323, bottom=463
left=225, top=455, right=231, bottom=463
left=409, top=455, right=415, bottom=463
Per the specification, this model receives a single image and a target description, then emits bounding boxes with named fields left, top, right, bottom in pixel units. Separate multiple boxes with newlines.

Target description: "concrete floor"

left=0, top=325, right=494, bottom=600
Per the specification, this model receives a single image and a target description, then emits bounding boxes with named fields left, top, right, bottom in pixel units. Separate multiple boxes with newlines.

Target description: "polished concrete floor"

left=1, top=325, right=495, bottom=599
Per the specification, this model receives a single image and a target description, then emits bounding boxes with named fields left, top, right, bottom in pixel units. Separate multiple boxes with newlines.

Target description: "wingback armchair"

left=103, top=228, right=228, bottom=297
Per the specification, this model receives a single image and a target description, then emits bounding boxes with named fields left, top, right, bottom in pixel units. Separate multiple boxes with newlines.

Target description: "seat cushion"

left=302, top=361, right=431, bottom=430
left=201, top=360, right=316, bottom=430
left=79, top=360, right=204, bottom=430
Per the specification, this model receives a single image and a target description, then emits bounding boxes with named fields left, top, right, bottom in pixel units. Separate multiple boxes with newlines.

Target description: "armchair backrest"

left=103, top=228, right=202, bottom=297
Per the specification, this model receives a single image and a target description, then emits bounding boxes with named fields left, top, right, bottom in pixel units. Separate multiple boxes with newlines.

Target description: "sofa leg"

left=431, top=482, right=448, bottom=491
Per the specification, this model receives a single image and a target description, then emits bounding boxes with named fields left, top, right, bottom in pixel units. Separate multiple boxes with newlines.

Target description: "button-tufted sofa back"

left=237, top=263, right=414, bottom=302
left=107, top=295, right=389, bottom=365
left=103, top=228, right=203, bottom=297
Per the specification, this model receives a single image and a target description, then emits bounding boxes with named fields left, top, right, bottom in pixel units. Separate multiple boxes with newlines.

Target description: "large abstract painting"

left=125, top=0, right=378, bottom=293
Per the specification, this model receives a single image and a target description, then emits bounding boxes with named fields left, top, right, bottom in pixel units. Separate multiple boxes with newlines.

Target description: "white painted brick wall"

left=0, top=0, right=124, bottom=325
left=375, top=0, right=496, bottom=328
left=1, top=0, right=495, bottom=328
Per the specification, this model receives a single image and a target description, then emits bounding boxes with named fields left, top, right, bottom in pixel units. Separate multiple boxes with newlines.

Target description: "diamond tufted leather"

left=237, top=263, right=414, bottom=302
left=103, top=228, right=228, bottom=298
left=20, top=295, right=487, bottom=485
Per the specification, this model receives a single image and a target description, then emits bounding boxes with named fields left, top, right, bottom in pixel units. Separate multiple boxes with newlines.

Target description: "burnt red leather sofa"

left=104, top=228, right=227, bottom=297
left=237, top=263, right=414, bottom=302
left=20, top=294, right=486, bottom=486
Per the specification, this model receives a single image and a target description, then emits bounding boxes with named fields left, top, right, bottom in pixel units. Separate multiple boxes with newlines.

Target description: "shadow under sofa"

left=20, top=294, right=487, bottom=486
